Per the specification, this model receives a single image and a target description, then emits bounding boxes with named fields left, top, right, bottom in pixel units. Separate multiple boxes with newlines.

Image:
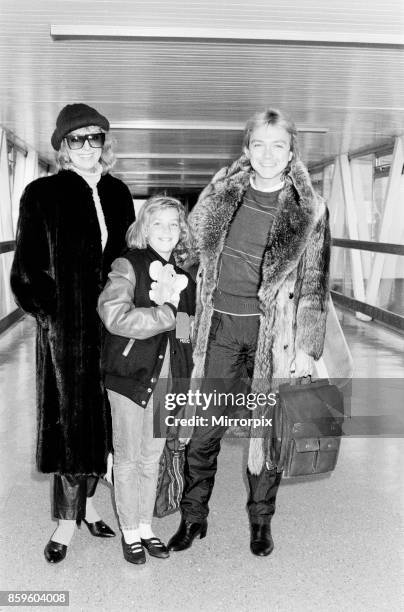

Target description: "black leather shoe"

left=250, top=523, right=274, bottom=557
left=121, top=537, right=146, bottom=565
left=44, top=540, right=67, bottom=564
left=168, top=518, right=207, bottom=551
left=141, top=537, right=169, bottom=559
left=83, top=519, right=116, bottom=538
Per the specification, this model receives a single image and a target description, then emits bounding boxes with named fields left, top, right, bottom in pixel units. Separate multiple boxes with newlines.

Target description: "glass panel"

left=12, top=150, right=26, bottom=238
left=375, top=153, right=392, bottom=168
left=310, top=171, right=323, bottom=194
left=373, top=175, right=389, bottom=242
left=322, top=164, right=334, bottom=201
left=330, top=246, right=354, bottom=298
left=377, top=254, right=404, bottom=316
left=0, top=252, right=16, bottom=320
left=0, top=130, right=14, bottom=242
left=350, top=157, right=373, bottom=241
left=331, top=247, right=404, bottom=317
left=7, top=141, right=16, bottom=193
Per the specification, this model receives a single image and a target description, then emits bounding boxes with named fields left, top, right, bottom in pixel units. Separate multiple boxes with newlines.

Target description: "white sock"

left=85, top=496, right=101, bottom=523
left=122, top=529, right=140, bottom=544
left=138, top=523, right=155, bottom=540
left=51, top=519, right=76, bottom=546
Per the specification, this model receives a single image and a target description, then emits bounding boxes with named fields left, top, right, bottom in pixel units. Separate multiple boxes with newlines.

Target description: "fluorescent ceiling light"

left=50, top=25, right=404, bottom=46
left=125, top=179, right=207, bottom=184
left=111, top=121, right=328, bottom=133
left=112, top=121, right=244, bottom=131
left=114, top=170, right=214, bottom=176
left=116, top=153, right=233, bottom=160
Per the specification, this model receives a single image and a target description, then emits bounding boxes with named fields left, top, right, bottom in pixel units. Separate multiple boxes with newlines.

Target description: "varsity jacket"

left=98, top=246, right=195, bottom=407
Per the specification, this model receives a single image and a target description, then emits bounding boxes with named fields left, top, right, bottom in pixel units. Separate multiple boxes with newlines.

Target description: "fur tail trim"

left=247, top=437, right=265, bottom=475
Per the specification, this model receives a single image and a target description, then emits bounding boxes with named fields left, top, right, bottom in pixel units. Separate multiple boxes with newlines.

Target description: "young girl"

left=97, top=195, right=195, bottom=565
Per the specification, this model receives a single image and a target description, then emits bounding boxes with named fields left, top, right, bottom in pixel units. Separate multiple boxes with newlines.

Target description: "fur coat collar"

left=188, top=154, right=330, bottom=473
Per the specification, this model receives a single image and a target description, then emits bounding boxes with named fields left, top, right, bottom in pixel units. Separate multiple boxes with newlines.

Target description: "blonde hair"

left=243, top=108, right=300, bottom=164
left=55, top=127, right=115, bottom=173
left=126, top=195, right=192, bottom=265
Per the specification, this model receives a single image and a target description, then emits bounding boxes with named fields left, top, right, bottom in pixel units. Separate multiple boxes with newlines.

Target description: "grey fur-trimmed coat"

left=188, top=154, right=331, bottom=474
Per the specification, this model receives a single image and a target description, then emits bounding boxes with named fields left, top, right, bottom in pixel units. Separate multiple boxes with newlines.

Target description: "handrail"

left=0, top=241, right=16, bottom=254
left=1, top=241, right=403, bottom=330
left=0, top=308, right=24, bottom=335
left=3, top=238, right=403, bottom=256
left=331, top=291, right=404, bottom=332
left=332, top=238, right=404, bottom=256
left=308, top=140, right=394, bottom=174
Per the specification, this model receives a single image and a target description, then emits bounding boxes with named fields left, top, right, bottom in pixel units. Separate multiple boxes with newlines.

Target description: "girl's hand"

left=290, top=349, right=314, bottom=378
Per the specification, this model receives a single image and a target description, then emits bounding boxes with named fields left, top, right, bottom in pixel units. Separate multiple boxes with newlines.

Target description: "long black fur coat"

left=10, top=170, right=135, bottom=475
left=188, top=154, right=331, bottom=473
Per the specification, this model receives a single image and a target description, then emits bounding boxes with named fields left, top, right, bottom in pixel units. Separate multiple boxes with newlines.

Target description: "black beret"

left=51, top=103, right=109, bottom=150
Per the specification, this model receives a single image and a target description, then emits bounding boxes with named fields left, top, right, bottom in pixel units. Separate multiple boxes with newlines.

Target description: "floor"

left=0, top=310, right=403, bottom=612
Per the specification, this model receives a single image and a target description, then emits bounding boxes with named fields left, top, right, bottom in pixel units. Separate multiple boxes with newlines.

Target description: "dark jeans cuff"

left=248, top=514, right=273, bottom=526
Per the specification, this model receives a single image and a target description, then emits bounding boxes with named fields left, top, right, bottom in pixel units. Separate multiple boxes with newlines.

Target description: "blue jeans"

left=108, top=390, right=166, bottom=529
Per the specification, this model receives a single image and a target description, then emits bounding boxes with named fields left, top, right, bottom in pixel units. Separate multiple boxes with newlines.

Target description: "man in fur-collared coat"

left=168, top=109, right=331, bottom=557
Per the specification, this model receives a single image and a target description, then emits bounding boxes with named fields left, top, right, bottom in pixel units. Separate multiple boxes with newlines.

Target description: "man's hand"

left=290, top=349, right=314, bottom=378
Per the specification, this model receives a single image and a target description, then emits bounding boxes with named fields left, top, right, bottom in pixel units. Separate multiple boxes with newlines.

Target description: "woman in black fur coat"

left=10, top=103, right=135, bottom=563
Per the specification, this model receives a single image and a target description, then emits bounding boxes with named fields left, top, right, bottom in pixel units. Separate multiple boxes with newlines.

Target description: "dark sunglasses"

left=65, top=132, right=106, bottom=150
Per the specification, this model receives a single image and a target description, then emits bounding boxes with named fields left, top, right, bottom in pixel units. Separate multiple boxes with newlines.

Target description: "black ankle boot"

left=168, top=518, right=208, bottom=551
left=250, top=523, right=274, bottom=557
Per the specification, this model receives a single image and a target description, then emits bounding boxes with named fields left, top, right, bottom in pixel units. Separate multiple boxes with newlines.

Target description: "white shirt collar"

left=250, top=175, right=284, bottom=193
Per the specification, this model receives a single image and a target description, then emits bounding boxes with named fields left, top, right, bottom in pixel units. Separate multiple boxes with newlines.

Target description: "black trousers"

left=180, top=312, right=282, bottom=524
left=53, top=474, right=98, bottom=520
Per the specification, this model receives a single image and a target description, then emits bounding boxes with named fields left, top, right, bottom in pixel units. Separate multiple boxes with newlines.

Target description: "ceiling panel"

left=0, top=0, right=403, bottom=195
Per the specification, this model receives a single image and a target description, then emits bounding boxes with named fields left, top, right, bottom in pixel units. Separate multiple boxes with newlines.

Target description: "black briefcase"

left=272, top=378, right=345, bottom=478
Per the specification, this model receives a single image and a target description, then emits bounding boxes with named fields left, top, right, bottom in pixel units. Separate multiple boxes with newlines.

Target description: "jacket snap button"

left=141, top=400, right=146, bottom=405
left=158, top=354, right=163, bottom=359
left=147, top=388, right=152, bottom=393
left=289, top=292, right=294, bottom=299
left=151, top=378, right=156, bottom=383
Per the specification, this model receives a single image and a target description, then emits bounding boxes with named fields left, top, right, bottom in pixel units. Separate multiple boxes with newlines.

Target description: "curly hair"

left=55, top=127, right=116, bottom=174
left=126, top=195, right=192, bottom=267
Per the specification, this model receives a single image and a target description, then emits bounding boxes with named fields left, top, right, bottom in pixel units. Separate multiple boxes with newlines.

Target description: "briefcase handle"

left=290, top=375, right=312, bottom=387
